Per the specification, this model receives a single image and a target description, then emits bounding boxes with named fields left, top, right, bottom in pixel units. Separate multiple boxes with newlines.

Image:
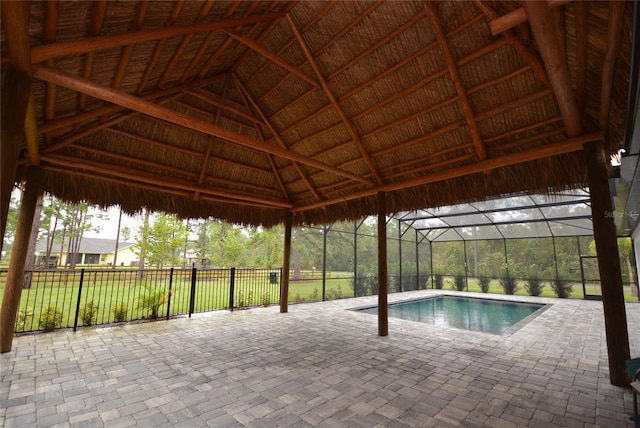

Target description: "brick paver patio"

left=1, top=290, right=639, bottom=427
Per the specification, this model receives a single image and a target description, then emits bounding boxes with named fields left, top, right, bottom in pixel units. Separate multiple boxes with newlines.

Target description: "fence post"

left=166, top=267, right=174, bottom=320
left=279, top=267, right=283, bottom=305
left=229, top=267, right=236, bottom=311
left=189, top=266, right=197, bottom=317
left=73, top=269, right=85, bottom=331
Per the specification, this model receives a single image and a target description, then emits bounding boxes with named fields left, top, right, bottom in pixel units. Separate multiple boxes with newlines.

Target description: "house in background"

left=35, top=238, right=138, bottom=267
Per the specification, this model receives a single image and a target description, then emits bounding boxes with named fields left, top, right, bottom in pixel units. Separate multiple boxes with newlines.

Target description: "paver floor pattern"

left=1, top=290, right=639, bottom=427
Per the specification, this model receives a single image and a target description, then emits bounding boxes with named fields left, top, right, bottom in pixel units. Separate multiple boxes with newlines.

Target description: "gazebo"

left=0, top=1, right=635, bottom=386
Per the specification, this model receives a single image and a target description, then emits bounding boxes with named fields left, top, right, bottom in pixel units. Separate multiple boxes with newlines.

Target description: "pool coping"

left=348, top=292, right=553, bottom=336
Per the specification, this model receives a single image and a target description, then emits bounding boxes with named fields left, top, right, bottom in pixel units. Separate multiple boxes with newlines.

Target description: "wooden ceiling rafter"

left=487, top=128, right=566, bottom=155
left=233, top=81, right=291, bottom=203
left=380, top=145, right=475, bottom=177
left=489, top=0, right=571, bottom=35
left=32, top=64, right=374, bottom=186
left=484, top=116, right=564, bottom=145
left=231, top=73, right=321, bottom=201
left=156, top=0, right=217, bottom=91
left=523, top=1, right=581, bottom=137
left=41, top=153, right=291, bottom=209
left=195, top=78, right=228, bottom=202
left=0, top=12, right=288, bottom=66
left=223, top=28, right=320, bottom=88
left=104, top=127, right=279, bottom=181
left=183, top=89, right=265, bottom=125
left=574, top=1, right=587, bottom=109
left=43, top=0, right=58, bottom=145
left=599, top=1, right=626, bottom=130
left=473, top=1, right=551, bottom=88
left=384, top=153, right=477, bottom=181
left=78, top=1, right=108, bottom=112
left=286, top=13, right=383, bottom=186
left=39, top=74, right=227, bottom=136
left=136, top=0, right=185, bottom=95
left=170, top=99, right=260, bottom=135
left=292, top=132, right=603, bottom=213
left=2, top=0, right=39, bottom=166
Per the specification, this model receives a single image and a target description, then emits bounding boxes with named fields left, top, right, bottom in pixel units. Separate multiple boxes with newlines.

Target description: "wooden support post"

left=280, top=211, right=292, bottom=313
left=584, top=141, right=631, bottom=386
left=0, top=167, right=44, bottom=353
left=1, top=68, right=31, bottom=253
left=378, top=192, right=389, bottom=336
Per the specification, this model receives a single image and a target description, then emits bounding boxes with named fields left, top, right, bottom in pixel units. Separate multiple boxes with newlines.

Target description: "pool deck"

left=1, top=290, right=639, bottom=427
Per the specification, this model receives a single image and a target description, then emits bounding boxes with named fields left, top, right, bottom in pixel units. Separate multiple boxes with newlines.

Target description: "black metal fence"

left=4, top=267, right=281, bottom=334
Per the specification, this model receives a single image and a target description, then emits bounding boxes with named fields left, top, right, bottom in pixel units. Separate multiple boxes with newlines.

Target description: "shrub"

left=39, top=306, right=63, bottom=330
left=236, top=291, right=253, bottom=308
left=551, top=278, right=572, bottom=298
left=310, top=288, right=320, bottom=301
left=80, top=300, right=99, bottom=326
left=112, top=303, right=128, bottom=322
left=137, top=285, right=172, bottom=318
left=453, top=274, right=466, bottom=292
left=499, top=276, right=519, bottom=295
left=262, top=291, right=271, bottom=307
left=15, top=306, right=34, bottom=329
left=525, top=277, right=544, bottom=297
left=433, top=273, right=444, bottom=290
left=294, top=293, right=305, bottom=303
left=478, top=277, right=491, bottom=293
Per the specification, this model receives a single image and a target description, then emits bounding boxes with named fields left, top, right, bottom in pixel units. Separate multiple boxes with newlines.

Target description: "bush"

left=39, top=306, right=63, bottom=330
left=112, top=303, right=128, bottom=322
left=236, top=291, right=253, bottom=308
left=80, top=300, right=99, bottom=326
left=453, top=274, right=466, bottom=292
left=15, top=306, right=34, bottom=329
left=262, top=292, right=271, bottom=307
left=310, top=288, right=320, bottom=301
left=294, top=293, right=305, bottom=303
left=433, top=273, right=444, bottom=289
left=478, top=277, right=491, bottom=293
left=137, top=285, right=172, bottom=318
left=499, top=276, right=519, bottom=295
left=525, top=277, right=544, bottom=296
left=551, top=278, right=572, bottom=298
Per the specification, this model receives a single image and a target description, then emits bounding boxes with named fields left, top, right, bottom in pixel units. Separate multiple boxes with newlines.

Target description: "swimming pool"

left=357, top=295, right=547, bottom=334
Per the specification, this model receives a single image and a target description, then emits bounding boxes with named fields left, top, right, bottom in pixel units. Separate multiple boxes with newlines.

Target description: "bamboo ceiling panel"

left=1, top=0, right=634, bottom=227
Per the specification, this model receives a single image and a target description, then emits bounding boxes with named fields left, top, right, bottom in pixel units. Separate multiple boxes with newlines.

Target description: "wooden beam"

left=280, top=211, right=293, bottom=313
left=42, top=153, right=292, bottom=208
left=232, top=74, right=320, bottom=200
left=39, top=74, right=226, bottom=135
left=1, top=69, right=32, bottom=252
left=574, top=1, right=587, bottom=109
left=223, top=29, right=320, bottom=88
left=473, top=1, right=550, bottom=88
left=184, top=89, right=264, bottom=124
left=286, top=14, right=384, bottom=185
left=292, top=132, right=602, bottom=213
left=0, top=167, right=44, bottom=353
left=599, top=1, right=625, bottom=129
left=424, top=4, right=486, bottom=161
left=32, top=65, right=372, bottom=186
left=489, top=0, right=571, bottom=35
left=583, top=141, right=630, bottom=386
left=1, top=12, right=287, bottom=65
left=523, top=1, right=581, bottom=137
left=377, top=191, right=389, bottom=337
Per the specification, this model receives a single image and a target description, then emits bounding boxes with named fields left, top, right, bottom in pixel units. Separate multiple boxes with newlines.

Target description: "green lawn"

left=2, top=270, right=637, bottom=334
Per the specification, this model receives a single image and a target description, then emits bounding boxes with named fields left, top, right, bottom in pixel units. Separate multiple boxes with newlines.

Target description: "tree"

left=134, top=212, right=188, bottom=268
left=1, top=195, right=20, bottom=260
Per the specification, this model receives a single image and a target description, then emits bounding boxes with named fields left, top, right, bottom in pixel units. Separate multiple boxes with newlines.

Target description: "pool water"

left=358, top=295, right=546, bottom=334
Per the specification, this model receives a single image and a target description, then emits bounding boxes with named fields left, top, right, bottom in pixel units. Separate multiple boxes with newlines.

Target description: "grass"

left=2, top=270, right=637, bottom=334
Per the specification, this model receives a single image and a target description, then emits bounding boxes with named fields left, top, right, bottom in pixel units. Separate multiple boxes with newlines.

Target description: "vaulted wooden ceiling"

left=1, top=1, right=633, bottom=227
